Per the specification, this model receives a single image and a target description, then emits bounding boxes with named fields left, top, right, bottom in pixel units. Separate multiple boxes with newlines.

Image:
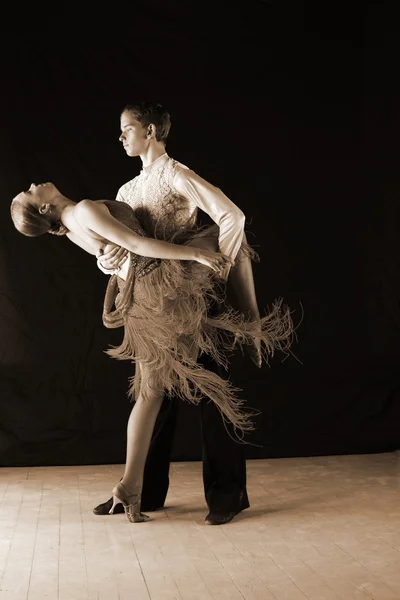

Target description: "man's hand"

left=193, top=248, right=234, bottom=273
left=97, top=243, right=129, bottom=271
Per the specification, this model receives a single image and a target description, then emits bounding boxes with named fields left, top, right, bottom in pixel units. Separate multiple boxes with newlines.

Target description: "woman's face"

left=13, top=182, right=58, bottom=208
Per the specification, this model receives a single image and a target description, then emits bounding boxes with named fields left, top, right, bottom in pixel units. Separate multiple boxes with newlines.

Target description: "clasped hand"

left=97, top=243, right=129, bottom=271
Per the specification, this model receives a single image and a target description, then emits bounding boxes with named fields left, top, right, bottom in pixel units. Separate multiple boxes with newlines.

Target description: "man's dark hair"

left=122, top=101, right=171, bottom=144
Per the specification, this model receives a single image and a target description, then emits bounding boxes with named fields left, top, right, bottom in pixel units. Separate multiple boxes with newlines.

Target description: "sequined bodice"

left=101, top=200, right=145, bottom=235
left=118, top=158, right=198, bottom=241
left=101, top=200, right=161, bottom=279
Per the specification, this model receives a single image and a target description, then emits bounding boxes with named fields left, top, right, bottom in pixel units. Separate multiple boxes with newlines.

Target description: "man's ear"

left=39, top=203, right=51, bottom=215
left=147, top=124, right=156, bottom=138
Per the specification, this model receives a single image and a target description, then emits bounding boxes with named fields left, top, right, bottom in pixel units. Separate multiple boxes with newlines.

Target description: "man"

left=93, top=101, right=262, bottom=524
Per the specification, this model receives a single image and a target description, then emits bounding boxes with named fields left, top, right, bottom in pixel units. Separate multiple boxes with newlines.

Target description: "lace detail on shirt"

left=118, top=158, right=198, bottom=240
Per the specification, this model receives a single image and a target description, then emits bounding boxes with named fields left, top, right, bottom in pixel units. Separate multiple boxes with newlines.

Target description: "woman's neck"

left=59, top=196, right=77, bottom=224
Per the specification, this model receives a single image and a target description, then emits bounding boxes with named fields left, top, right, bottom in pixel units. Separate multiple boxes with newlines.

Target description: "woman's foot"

left=93, top=496, right=163, bottom=515
left=93, top=496, right=125, bottom=515
left=111, top=482, right=151, bottom=523
left=246, top=336, right=262, bottom=368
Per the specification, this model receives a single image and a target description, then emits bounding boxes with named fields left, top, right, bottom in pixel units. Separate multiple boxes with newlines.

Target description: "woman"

left=11, top=182, right=293, bottom=522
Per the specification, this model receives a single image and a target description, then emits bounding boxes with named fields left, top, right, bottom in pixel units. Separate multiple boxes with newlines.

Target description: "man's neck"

left=140, top=146, right=167, bottom=168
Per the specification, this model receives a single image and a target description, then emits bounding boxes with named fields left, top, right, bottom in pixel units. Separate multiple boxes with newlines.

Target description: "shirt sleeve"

left=115, top=187, right=125, bottom=202
left=173, top=168, right=245, bottom=264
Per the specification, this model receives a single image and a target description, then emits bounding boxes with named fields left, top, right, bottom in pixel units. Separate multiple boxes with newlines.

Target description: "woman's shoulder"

left=75, top=199, right=134, bottom=224
left=73, top=199, right=110, bottom=223
left=76, top=199, right=110, bottom=211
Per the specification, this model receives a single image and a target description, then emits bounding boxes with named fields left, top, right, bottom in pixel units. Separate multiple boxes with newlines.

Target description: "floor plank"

left=0, top=453, right=400, bottom=599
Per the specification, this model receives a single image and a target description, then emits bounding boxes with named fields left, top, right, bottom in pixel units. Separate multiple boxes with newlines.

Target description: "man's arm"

left=173, top=168, right=245, bottom=278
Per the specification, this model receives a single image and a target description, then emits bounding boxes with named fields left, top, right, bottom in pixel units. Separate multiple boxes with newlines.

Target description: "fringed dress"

left=101, top=199, right=293, bottom=435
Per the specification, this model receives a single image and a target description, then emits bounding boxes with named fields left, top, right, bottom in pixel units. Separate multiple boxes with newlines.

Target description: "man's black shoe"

left=204, top=510, right=240, bottom=525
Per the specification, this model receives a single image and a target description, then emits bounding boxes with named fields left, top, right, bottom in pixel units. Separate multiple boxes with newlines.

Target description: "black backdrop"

left=1, top=2, right=399, bottom=467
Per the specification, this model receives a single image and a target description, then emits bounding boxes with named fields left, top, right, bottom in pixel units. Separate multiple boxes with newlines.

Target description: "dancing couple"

left=11, top=102, right=293, bottom=524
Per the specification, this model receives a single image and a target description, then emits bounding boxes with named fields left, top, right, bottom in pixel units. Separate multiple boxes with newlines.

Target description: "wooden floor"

left=1, top=453, right=400, bottom=599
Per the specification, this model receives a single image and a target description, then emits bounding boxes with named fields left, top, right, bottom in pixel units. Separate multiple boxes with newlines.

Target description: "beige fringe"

left=102, top=234, right=294, bottom=434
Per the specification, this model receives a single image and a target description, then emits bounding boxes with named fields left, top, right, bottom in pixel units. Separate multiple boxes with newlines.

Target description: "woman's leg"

left=187, top=232, right=262, bottom=366
left=122, top=362, right=164, bottom=492
left=186, top=232, right=259, bottom=317
left=112, top=362, right=164, bottom=521
left=227, top=234, right=260, bottom=319
left=226, top=234, right=262, bottom=367
left=93, top=394, right=177, bottom=515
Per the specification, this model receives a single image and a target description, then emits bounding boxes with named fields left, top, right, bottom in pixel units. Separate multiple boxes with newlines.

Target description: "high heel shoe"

left=111, top=482, right=151, bottom=523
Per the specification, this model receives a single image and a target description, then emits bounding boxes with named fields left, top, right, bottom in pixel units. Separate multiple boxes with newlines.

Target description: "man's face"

left=119, top=111, right=148, bottom=157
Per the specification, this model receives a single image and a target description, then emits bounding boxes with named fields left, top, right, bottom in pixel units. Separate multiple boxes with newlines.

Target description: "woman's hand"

left=193, top=248, right=234, bottom=273
left=97, top=243, right=129, bottom=271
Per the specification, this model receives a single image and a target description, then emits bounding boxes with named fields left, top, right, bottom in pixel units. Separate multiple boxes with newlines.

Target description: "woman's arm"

left=73, top=200, right=229, bottom=268
left=66, top=231, right=103, bottom=255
